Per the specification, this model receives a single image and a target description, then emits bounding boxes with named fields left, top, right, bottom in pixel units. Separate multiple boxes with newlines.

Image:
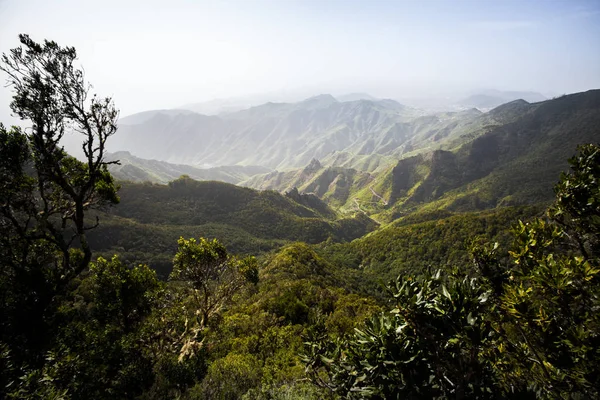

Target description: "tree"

left=170, top=237, right=258, bottom=360
left=0, top=34, right=120, bottom=377
left=30, top=257, right=163, bottom=399
left=550, top=143, right=600, bottom=258
left=488, top=144, right=600, bottom=397
left=0, top=34, right=120, bottom=284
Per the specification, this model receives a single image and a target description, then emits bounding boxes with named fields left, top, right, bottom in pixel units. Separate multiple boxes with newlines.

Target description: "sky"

left=1, top=0, right=599, bottom=118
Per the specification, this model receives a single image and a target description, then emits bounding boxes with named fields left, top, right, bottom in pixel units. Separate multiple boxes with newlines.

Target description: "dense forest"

left=1, top=35, right=599, bottom=400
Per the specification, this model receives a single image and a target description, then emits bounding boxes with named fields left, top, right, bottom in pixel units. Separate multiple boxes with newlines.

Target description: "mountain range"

left=110, top=93, right=506, bottom=170
left=110, top=94, right=419, bottom=169
left=108, top=89, right=599, bottom=225
left=242, top=90, right=600, bottom=222
left=106, top=151, right=270, bottom=184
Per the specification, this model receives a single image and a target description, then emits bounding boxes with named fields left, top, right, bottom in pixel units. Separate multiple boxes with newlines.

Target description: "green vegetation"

left=86, top=178, right=377, bottom=277
left=1, top=35, right=599, bottom=399
left=245, top=90, right=600, bottom=227
left=0, top=35, right=120, bottom=392
left=318, top=205, right=543, bottom=286
left=303, top=144, right=600, bottom=399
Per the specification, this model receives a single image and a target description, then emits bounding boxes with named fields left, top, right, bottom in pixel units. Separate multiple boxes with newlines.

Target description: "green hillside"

left=4, top=30, right=600, bottom=400
left=244, top=90, right=600, bottom=225
left=241, top=158, right=374, bottom=208
left=381, top=90, right=600, bottom=218
left=88, top=177, right=377, bottom=277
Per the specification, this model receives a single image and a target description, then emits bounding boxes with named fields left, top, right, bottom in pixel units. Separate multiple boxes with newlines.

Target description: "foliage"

left=550, top=143, right=600, bottom=257
left=2, top=34, right=599, bottom=400
left=319, top=206, right=541, bottom=286
left=171, top=237, right=259, bottom=332
left=304, top=144, right=600, bottom=399
left=0, top=34, right=120, bottom=393
left=194, top=242, right=380, bottom=398
left=188, top=352, right=262, bottom=400
left=303, top=271, right=498, bottom=399
left=0, top=34, right=120, bottom=277
left=84, top=178, right=377, bottom=276
left=487, top=144, right=600, bottom=397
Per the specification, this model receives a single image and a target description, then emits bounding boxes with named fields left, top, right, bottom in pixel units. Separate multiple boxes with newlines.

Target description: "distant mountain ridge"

left=110, top=94, right=503, bottom=170
left=243, top=90, right=600, bottom=221
left=106, top=151, right=270, bottom=184
left=111, top=94, right=425, bottom=169
left=458, top=89, right=547, bottom=110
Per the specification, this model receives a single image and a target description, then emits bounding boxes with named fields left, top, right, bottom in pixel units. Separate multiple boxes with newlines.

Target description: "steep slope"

left=298, top=166, right=372, bottom=207
left=239, top=158, right=325, bottom=192
left=241, top=98, right=546, bottom=211
left=113, top=94, right=522, bottom=173
left=240, top=158, right=376, bottom=209
left=106, top=151, right=270, bottom=184
left=209, top=96, right=418, bottom=169
left=320, top=151, right=395, bottom=173
left=364, top=90, right=600, bottom=221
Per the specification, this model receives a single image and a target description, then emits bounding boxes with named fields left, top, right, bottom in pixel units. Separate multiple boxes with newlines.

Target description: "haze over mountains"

left=457, top=89, right=548, bottom=110
left=3, top=0, right=600, bottom=397
left=110, top=89, right=548, bottom=169
left=106, top=151, right=270, bottom=184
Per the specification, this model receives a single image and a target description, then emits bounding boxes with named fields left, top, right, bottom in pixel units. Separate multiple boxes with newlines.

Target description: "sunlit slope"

left=367, top=90, right=600, bottom=221
left=243, top=90, right=599, bottom=224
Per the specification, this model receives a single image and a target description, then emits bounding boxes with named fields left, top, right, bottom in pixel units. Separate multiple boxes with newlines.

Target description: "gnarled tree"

left=0, top=34, right=120, bottom=367
left=170, top=237, right=258, bottom=360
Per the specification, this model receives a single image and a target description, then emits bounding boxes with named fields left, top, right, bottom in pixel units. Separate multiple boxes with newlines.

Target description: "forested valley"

left=1, top=35, right=599, bottom=400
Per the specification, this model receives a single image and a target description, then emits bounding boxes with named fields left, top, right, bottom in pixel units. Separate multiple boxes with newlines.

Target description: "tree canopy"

left=303, top=144, right=600, bottom=399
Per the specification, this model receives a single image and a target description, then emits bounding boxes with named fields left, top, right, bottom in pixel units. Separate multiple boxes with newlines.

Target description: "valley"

left=1, top=17, right=598, bottom=397
left=91, top=89, right=599, bottom=320
left=110, top=89, right=600, bottom=225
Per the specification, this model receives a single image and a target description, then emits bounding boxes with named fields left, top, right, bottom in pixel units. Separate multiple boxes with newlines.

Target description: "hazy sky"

left=1, top=0, right=599, bottom=117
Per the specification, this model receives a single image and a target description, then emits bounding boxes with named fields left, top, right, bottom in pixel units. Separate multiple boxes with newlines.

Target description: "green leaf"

left=467, top=312, right=476, bottom=326
left=442, top=284, right=452, bottom=301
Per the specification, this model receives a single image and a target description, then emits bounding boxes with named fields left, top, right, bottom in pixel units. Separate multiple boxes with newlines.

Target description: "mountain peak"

left=303, top=158, right=322, bottom=174
left=336, top=93, right=378, bottom=102
left=299, top=94, right=338, bottom=108
left=377, top=98, right=405, bottom=109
